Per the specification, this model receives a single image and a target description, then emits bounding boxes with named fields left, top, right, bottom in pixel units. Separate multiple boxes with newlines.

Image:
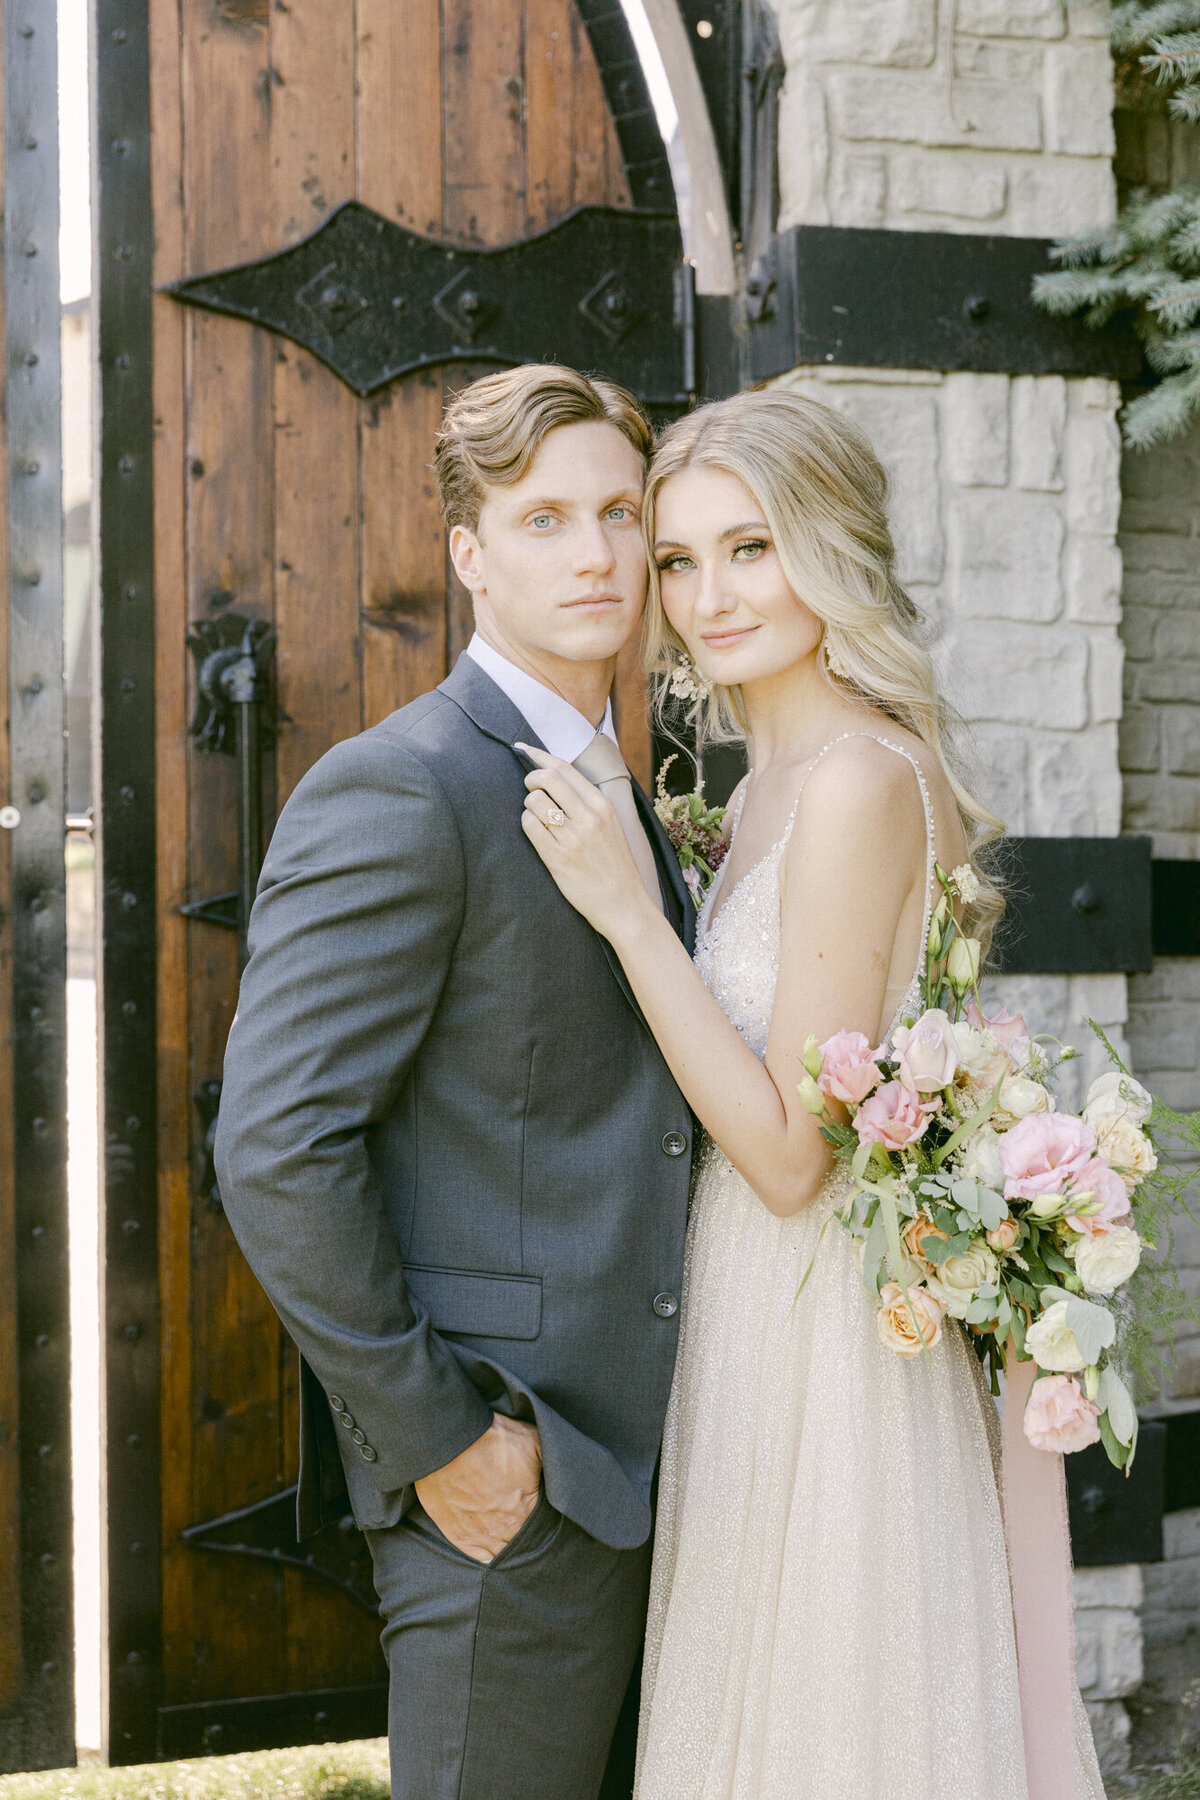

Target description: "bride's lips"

left=700, top=624, right=760, bottom=647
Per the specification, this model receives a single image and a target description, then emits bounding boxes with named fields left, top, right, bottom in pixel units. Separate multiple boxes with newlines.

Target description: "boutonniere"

left=653, top=755, right=728, bottom=909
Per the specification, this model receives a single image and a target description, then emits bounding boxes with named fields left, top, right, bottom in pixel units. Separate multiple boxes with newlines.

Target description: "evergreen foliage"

left=1033, top=2, right=1200, bottom=447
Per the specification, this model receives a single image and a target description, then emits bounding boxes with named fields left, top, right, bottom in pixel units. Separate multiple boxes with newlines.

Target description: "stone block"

left=1065, top=384, right=1123, bottom=537
left=891, top=149, right=1008, bottom=221
left=1120, top=531, right=1200, bottom=578
left=1066, top=536, right=1121, bottom=622
left=956, top=0, right=1065, bottom=34
left=827, top=70, right=1042, bottom=151
left=1029, top=725, right=1121, bottom=832
left=944, top=373, right=1010, bottom=486
left=1170, top=1339, right=1200, bottom=1402
left=1119, top=706, right=1160, bottom=774
left=1074, top=1608, right=1143, bottom=1699
left=965, top=723, right=1028, bottom=831
left=1154, top=611, right=1200, bottom=661
left=1124, top=773, right=1200, bottom=832
left=1138, top=666, right=1200, bottom=704
left=1044, top=43, right=1117, bottom=157
left=1130, top=960, right=1200, bottom=1006
left=1012, top=374, right=1066, bottom=491
left=1127, top=1006, right=1198, bottom=1070
left=832, top=151, right=888, bottom=226
left=1008, top=156, right=1117, bottom=237
left=1089, top=633, right=1124, bottom=724
left=950, top=492, right=1064, bottom=620
left=1083, top=1700, right=1132, bottom=1778
left=1166, top=710, right=1200, bottom=777
left=1074, top=1565, right=1144, bottom=1611
left=953, top=37, right=1043, bottom=83
left=832, top=387, right=944, bottom=583
left=945, top=623, right=1088, bottom=726
left=1164, top=1507, right=1200, bottom=1562
left=1118, top=607, right=1158, bottom=663
left=777, top=74, right=832, bottom=229
left=794, top=0, right=939, bottom=68
left=1066, top=0, right=1112, bottom=36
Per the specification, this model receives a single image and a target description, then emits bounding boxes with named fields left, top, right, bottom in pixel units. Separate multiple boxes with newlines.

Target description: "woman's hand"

left=517, top=744, right=660, bottom=943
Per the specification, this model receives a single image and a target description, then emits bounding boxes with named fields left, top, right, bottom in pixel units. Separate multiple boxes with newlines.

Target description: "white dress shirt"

left=466, top=633, right=619, bottom=761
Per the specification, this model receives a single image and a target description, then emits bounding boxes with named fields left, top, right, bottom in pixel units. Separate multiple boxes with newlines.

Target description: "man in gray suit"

left=214, top=364, right=694, bottom=1800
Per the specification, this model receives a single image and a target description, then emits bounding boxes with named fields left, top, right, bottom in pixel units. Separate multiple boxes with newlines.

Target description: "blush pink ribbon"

left=1001, top=1351, right=1079, bottom=1799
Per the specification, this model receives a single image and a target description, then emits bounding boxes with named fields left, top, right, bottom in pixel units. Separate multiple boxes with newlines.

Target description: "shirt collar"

left=466, top=633, right=618, bottom=764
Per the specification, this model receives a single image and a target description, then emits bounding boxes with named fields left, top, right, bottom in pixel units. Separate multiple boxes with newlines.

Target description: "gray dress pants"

left=365, top=1490, right=652, bottom=1800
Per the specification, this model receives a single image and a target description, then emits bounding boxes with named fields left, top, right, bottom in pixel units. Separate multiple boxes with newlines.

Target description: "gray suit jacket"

left=214, top=655, right=695, bottom=1550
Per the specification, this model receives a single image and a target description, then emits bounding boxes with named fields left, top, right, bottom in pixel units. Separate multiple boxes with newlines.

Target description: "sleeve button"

left=351, top=1429, right=365, bottom=1445
left=359, top=1445, right=378, bottom=1462
left=339, top=1411, right=355, bottom=1429
left=661, top=1131, right=688, bottom=1157
left=653, top=1292, right=679, bottom=1318
left=329, top=1395, right=345, bottom=1411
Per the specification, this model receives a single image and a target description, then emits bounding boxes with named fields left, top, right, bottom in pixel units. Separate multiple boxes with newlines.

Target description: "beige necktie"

left=573, top=733, right=664, bottom=914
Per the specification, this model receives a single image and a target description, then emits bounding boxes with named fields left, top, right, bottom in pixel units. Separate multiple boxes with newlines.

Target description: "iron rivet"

left=122, top=1323, right=141, bottom=1341
left=35, top=1334, right=49, bottom=1349
left=129, top=1541, right=143, bottom=1555
left=126, top=1115, right=141, bottom=1133
left=39, top=1552, right=55, bottom=1566
left=122, top=999, right=137, bottom=1016
left=112, top=27, right=126, bottom=40
left=121, top=891, right=138, bottom=910
left=190, top=458, right=205, bottom=478
left=126, top=1434, right=142, bottom=1448
left=41, top=1662, right=57, bottom=1676
left=115, top=244, right=133, bottom=261
left=20, top=24, right=33, bottom=37
left=964, top=294, right=990, bottom=322
left=122, top=1219, right=140, bottom=1235
left=26, top=570, right=40, bottom=586
left=32, top=1117, right=48, bottom=1135
left=37, top=1443, right=51, bottom=1457
left=29, top=896, right=46, bottom=914
left=27, top=676, right=43, bottom=695
left=24, top=136, right=36, bottom=150
left=23, top=352, right=37, bottom=366
left=123, top=583, right=137, bottom=600
left=22, top=244, right=37, bottom=258
left=126, top=1650, right=141, bottom=1665
left=314, top=1710, right=328, bottom=1724
left=120, top=784, right=135, bottom=802
left=117, top=455, right=134, bottom=474
left=120, top=676, right=135, bottom=694
left=23, top=459, right=39, bottom=475
left=31, top=1226, right=45, bottom=1240
left=28, top=783, right=44, bottom=805
left=30, top=1005, right=42, bottom=1022
left=113, top=138, right=130, bottom=155
left=115, top=353, right=131, bottom=370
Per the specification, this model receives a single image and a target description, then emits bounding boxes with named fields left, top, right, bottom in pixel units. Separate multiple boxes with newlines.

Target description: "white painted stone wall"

left=770, top=0, right=1134, bottom=1768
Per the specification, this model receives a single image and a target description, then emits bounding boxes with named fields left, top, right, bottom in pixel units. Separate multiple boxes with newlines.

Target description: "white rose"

left=1090, top=1113, right=1157, bottom=1192
left=926, top=1240, right=999, bottom=1320
left=996, top=1076, right=1055, bottom=1123
left=952, top=1025, right=999, bottom=1080
left=954, top=1126, right=1005, bottom=1193
left=1025, top=1300, right=1087, bottom=1373
left=1084, top=1071, right=1153, bottom=1129
left=1075, top=1227, right=1141, bottom=1296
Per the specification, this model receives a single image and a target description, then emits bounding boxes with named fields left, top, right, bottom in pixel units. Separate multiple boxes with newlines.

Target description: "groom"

left=214, top=364, right=694, bottom=1800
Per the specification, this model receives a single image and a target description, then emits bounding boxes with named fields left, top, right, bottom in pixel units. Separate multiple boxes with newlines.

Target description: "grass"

left=0, top=1742, right=389, bottom=1800
left=1119, top=1763, right=1200, bottom=1798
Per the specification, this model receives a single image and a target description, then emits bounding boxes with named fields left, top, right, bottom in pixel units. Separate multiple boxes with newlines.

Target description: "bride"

left=518, top=388, right=1105, bottom=1800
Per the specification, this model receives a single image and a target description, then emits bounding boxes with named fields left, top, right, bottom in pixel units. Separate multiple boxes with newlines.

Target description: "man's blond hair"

left=434, top=364, right=653, bottom=532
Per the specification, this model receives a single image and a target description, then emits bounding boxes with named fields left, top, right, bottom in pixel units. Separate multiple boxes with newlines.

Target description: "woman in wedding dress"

left=518, top=388, right=1104, bottom=1800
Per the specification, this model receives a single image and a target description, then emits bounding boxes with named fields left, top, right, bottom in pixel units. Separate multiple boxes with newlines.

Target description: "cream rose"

left=1075, top=1226, right=1142, bottom=1296
left=1025, top=1300, right=1087, bottom=1373
left=926, top=1240, right=999, bottom=1320
left=1090, top=1112, right=1158, bottom=1192
left=995, top=1076, right=1055, bottom=1125
left=954, top=1125, right=1005, bottom=1193
left=1084, top=1070, right=1153, bottom=1129
left=876, top=1282, right=943, bottom=1356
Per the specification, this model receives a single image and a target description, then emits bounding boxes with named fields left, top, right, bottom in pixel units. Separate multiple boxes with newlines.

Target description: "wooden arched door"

left=95, top=0, right=689, bottom=1765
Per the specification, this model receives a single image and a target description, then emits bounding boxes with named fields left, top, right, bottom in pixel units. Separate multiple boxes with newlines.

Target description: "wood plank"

left=173, top=0, right=284, bottom=1705
left=570, top=3, right=631, bottom=209
left=358, top=3, right=447, bottom=726
left=442, top=0, right=526, bottom=246
left=524, top=0, right=575, bottom=231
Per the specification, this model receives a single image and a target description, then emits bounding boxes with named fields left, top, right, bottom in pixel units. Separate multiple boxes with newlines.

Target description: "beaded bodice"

left=694, top=733, right=937, bottom=1061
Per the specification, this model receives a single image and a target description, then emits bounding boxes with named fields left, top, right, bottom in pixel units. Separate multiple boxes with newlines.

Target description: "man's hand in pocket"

left=414, top=1413, right=542, bottom=1562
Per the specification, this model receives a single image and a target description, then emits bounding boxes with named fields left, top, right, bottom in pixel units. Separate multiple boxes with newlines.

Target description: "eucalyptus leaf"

left=1064, top=1294, right=1117, bottom=1366
left=852, top=1138, right=873, bottom=1181
left=861, top=1214, right=889, bottom=1297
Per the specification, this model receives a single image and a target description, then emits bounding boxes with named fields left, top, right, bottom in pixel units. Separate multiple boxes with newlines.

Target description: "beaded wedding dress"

left=634, top=735, right=1105, bottom=1800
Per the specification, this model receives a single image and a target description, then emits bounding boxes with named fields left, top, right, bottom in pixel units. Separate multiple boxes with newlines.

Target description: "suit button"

left=351, top=1429, right=365, bottom=1445
left=653, top=1292, right=678, bottom=1319
left=661, top=1131, right=688, bottom=1157
left=339, top=1411, right=355, bottom=1430
left=360, top=1445, right=377, bottom=1462
left=329, top=1395, right=345, bottom=1411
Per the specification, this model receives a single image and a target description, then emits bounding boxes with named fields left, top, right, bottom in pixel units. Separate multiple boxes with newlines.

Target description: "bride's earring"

left=668, top=653, right=714, bottom=704
left=822, top=635, right=849, bottom=680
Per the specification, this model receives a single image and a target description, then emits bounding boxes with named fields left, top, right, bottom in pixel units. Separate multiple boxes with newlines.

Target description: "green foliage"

left=0, top=1742, right=390, bottom=1800
left=1090, top=1024, right=1200, bottom=1404
left=1033, top=1, right=1200, bottom=446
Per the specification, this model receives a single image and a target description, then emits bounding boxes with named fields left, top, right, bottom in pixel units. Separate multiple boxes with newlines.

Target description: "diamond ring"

left=546, top=803, right=567, bottom=828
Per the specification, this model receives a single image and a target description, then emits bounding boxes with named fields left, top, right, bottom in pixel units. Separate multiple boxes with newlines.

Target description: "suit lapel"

left=439, top=655, right=657, bottom=1029
left=632, top=778, right=695, bottom=957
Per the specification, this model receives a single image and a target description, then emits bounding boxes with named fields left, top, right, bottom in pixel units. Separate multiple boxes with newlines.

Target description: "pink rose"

left=966, top=999, right=1029, bottom=1048
left=855, top=1081, right=939, bottom=1151
left=892, top=1009, right=958, bottom=1094
left=999, top=1112, right=1096, bottom=1201
left=683, top=865, right=702, bottom=899
left=986, top=1215, right=1019, bottom=1253
left=1063, top=1156, right=1133, bottom=1238
left=817, top=1030, right=887, bottom=1106
left=1022, top=1374, right=1102, bottom=1454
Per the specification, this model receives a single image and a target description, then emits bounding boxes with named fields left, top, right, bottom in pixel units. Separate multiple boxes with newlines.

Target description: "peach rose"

left=999, top=1112, right=1096, bottom=1201
left=892, top=1009, right=958, bottom=1094
left=854, top=1081, right=939, bottom=1152
left=966, top=999, right=1029, bottom=1049
left=986, top=1215, right=1019, bottom=1253
left=904, top=1215, right=950, bottom=1263
left=876, top=1282, right=944, bottom=1356
left=817, top=1029, right=887, bottom=1106
left=1023, top=1374, right=1101, bottom=1454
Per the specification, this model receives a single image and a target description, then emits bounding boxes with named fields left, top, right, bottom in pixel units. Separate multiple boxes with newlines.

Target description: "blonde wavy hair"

left=643, top=387, right=1005, bottom=946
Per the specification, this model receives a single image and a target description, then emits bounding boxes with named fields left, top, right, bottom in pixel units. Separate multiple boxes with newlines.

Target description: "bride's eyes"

left=656, top=552, right=695, bottom=574
left=732, top=538, right=769, bottom=561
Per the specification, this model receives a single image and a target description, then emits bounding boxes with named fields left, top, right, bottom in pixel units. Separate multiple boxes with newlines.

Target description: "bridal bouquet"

left=653, top=755, right=727, bottom=908
left=798, top=863, right=1187, bottom=1471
